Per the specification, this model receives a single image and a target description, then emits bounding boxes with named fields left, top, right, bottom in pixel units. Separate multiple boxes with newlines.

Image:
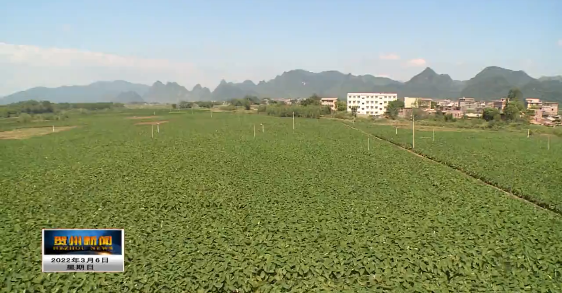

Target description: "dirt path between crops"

left=341, top=122, right=560, bottom=216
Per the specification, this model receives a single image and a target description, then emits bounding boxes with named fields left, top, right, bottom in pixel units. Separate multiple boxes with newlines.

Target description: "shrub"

left=219, top=105, right=237, bottom=111
left=43, top=113, right=55, bottom=120
left=334, top=112, right=351, bottom=119
left=18, top=113, right=32, bottom=123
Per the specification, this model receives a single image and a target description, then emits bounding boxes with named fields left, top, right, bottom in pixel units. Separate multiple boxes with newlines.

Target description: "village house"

left=476, top=101, right=487, bottom=109
left=434, top=99, right=452, bottom=108
left=526, top=98, right=542, bottom=109
left=490, top=98, right=507, bottom=111
left=530, top=109, right=544, bottom=124
left=542, top=102, right=559, bottom=116
left=398, top=108, right=412, bottom=118
left=524, top=98, right=558, bottom=117
left=320, top=97, right=338, bottom=111
left=440, top=100, right=457, bottom=111
left=404, top=97, right=432, bottom=109
left=458, top=97, right=478, bottom=113
left=442, top=109, right=464, bottom=119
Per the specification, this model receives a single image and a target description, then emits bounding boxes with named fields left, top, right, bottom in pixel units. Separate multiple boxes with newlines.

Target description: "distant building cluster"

left=399, top=96, right=559, bottom=125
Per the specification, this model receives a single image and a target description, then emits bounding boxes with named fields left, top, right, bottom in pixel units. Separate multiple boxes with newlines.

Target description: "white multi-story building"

left=347, top=93, right=398, bottom=116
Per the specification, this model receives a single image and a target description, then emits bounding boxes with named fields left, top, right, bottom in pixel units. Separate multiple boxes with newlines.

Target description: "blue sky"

left=0, top=0, right=561, bottom=95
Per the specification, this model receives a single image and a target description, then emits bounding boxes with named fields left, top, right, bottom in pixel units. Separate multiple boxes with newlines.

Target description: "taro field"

left=1, top=111, right=562, bottom=292
left=350, top=121, right=562, bottom=214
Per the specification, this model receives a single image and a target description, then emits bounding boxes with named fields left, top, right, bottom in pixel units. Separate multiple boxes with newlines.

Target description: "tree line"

left=0, top=100, right=124, bottom=118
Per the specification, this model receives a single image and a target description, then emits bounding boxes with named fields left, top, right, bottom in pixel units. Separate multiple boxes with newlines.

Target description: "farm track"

left=342, top=122, right=562, bottom=217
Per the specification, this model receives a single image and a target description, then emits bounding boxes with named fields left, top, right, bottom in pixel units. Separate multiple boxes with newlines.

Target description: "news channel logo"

left=42, top=229, right=125, bottom=273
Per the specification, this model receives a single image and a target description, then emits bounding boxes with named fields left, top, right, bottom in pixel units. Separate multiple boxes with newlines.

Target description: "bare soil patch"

left=134, top=120, right=169, bottom=125
left=125, top=116, right=160, bottom=120
left=0, top=126, right=77, bottom=140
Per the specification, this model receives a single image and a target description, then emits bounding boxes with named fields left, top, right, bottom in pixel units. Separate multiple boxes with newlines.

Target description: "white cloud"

left=0, top=42, right=210, bottom=95
left=0, top=42, right=194, bottom=70
left=379, top=53, right=400, bottom=60
left=405, top=58, right=427, bottom=67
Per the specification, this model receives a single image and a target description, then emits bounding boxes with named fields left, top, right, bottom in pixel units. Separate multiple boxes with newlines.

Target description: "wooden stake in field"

left=412, top=114, right=415, bottom=149
left=292, top=112, right=295, bottom=130
left=254, top=124, right=256, bottom=138
left=157, top=123, right=160, bottom=133
left=527, top=129, right=530, bottom=138
left=151, top=124, right=154, bottom=138
left=211, top=110, right=213, bottom=118
left=395, top=127, right=398, bottom=135
left=52, top=125, right=55, bottom=133
left=261, top=123, right=264, bottom=133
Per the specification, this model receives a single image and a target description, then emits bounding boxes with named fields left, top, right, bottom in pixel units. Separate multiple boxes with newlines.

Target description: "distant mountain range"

left=1, top=66, right=562, bottom=105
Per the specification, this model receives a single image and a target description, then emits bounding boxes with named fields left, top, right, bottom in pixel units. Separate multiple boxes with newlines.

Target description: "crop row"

left=1, top=113, right=561, bottom=292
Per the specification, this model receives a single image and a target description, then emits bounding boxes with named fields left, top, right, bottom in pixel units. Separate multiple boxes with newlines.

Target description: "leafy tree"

left=506, top=88, right=526, bottom=112
left=301, top=94, right=322, bottom=106
left=244, top=95, right=260, bottom=105
left=482, top=108, right=500, bottom=121
left=503, top=103, right=520, bottom=121
left=171, top=104, right=177, bottom=109
left=350, top=106, right=358, bottom=117
left=444, top=113, right=456, bottom=122
left=507, top=88, right=523, bottom=102
left=243, top=99, right=251, bottom=110
left=179, top=101, right=191, bottom=109
left=18, top=113, right=32, bottom=123
left=413, top=108, right=426, bottom=120
left=386, top=100, right=405, bottom=120
left=229, top=99, right=244, bottom=106
left=196, top=101, right=215, bottom=108
left=336, top=101, right=347, bottom=111
left=434, top=109, right=445, bottom=121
